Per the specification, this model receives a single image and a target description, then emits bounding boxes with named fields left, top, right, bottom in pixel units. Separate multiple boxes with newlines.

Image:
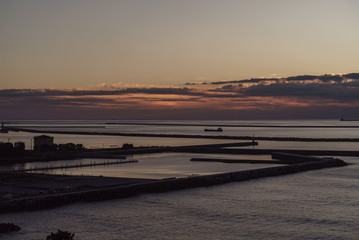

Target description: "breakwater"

left=173, top=148, right=359, bottom=157
left=106, top=122, right=359, bottom=128
left=175, top=141, right=258, bottom=149
left=0, top=156, right=347, bottom=213
left=7, top=127, right=359, bottom=142
left=191, top=158, right=284, bottom=164
left=190, top=152, right=339, bottom=164
left=271, top=152, right=325, bottom=163
left=15, top=159, right=138, bottom=173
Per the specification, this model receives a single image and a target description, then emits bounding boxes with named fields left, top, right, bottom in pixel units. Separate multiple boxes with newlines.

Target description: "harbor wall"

left=0, top=157, right=347, bottom=213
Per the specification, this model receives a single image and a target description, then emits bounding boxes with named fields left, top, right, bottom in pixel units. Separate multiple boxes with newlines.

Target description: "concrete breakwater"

left=191, top=158, right=283, bottom=164
left=174, top=148, right=359, bottom=157
left=16, top=159, right=138, bottom=173
left=271, top=152, right=326, bottom=163
left=0, top=156, right=347, bottom=213
left=190, top=152, right=338, bottom=164
left=106, top=122, right=359, bottom=128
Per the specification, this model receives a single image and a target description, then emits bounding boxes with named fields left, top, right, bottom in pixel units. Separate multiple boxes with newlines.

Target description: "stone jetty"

left=0, top=154, right=347, bottom=213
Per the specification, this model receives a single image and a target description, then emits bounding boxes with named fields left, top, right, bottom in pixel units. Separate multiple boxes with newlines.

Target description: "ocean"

left=0, top=120, right=359, bottom=239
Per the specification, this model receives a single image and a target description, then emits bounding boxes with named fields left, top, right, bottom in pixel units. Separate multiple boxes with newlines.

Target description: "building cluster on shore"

left=0, top=135, right=88, bottom=158
left=0, top=141, right=25, bottom=156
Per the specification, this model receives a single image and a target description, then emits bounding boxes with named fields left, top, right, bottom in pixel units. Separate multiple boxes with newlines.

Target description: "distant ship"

left=204, top=127, right=223, bottom=132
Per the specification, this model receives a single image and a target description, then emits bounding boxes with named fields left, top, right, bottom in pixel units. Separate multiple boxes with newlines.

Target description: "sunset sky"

left=1, top=0, right=359, bottom=120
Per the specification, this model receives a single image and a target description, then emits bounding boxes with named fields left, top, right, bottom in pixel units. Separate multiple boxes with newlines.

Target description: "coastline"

left=6, top=127, right=359, bottom=142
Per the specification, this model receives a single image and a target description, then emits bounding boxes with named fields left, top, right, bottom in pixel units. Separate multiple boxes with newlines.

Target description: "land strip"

left=2, top=141, right=359, bottom=166
left=0, top=142, right=257, bottom=164
left=7, top=127, right=359, bottom=142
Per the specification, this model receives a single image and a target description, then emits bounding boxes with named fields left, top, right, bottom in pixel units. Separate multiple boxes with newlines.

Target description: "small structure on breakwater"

left=1, top=122, right=8, bottom=133
left=204, top=127, right=223, bottom=132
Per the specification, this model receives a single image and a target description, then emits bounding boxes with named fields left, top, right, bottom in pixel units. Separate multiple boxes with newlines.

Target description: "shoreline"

left=7, top=127, right=359, bottom=142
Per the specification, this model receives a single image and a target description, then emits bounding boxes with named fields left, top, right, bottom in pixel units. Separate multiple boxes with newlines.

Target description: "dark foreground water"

left=1, top=157, right=358, bottom=240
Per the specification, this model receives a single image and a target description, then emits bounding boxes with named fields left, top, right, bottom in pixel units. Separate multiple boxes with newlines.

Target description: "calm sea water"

left=1, top=120, right=359, bottom=239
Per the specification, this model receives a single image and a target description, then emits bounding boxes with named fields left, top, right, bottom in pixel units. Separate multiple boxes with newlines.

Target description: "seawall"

left=172, top=148, right=359, bottom=157
left=0, top=157, right=347, bottom=213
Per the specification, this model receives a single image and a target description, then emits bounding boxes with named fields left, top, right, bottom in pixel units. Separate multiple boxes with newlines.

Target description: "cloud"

left=0, top=87, right=197, bottom=98
left=237, top=82, right=359, bottom=101
left=343, top=73, right=359, bottom=79
left=0, top=87, right=213, bottom=112
left=205, top=73, right=359, bottom=104
left=2, top=72, right=359, bottom=119
left=185, top=73, right=359, bottom=86
left=210, top=78, right=279, bottom=85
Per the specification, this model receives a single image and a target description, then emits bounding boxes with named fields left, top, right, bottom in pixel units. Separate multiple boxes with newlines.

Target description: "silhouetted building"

left=0, top=142, right=14, bottom=155
left=34, top=135, right=54, bottom=150
left=14, top=142, right=25, bottom=151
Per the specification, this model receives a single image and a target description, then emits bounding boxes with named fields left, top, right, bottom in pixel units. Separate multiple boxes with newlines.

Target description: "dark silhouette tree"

left=45, top=229, right=75, bottom=240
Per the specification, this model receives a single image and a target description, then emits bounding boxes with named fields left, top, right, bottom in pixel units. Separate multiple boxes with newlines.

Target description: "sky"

left=1, top=0, right=359, bottom=120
